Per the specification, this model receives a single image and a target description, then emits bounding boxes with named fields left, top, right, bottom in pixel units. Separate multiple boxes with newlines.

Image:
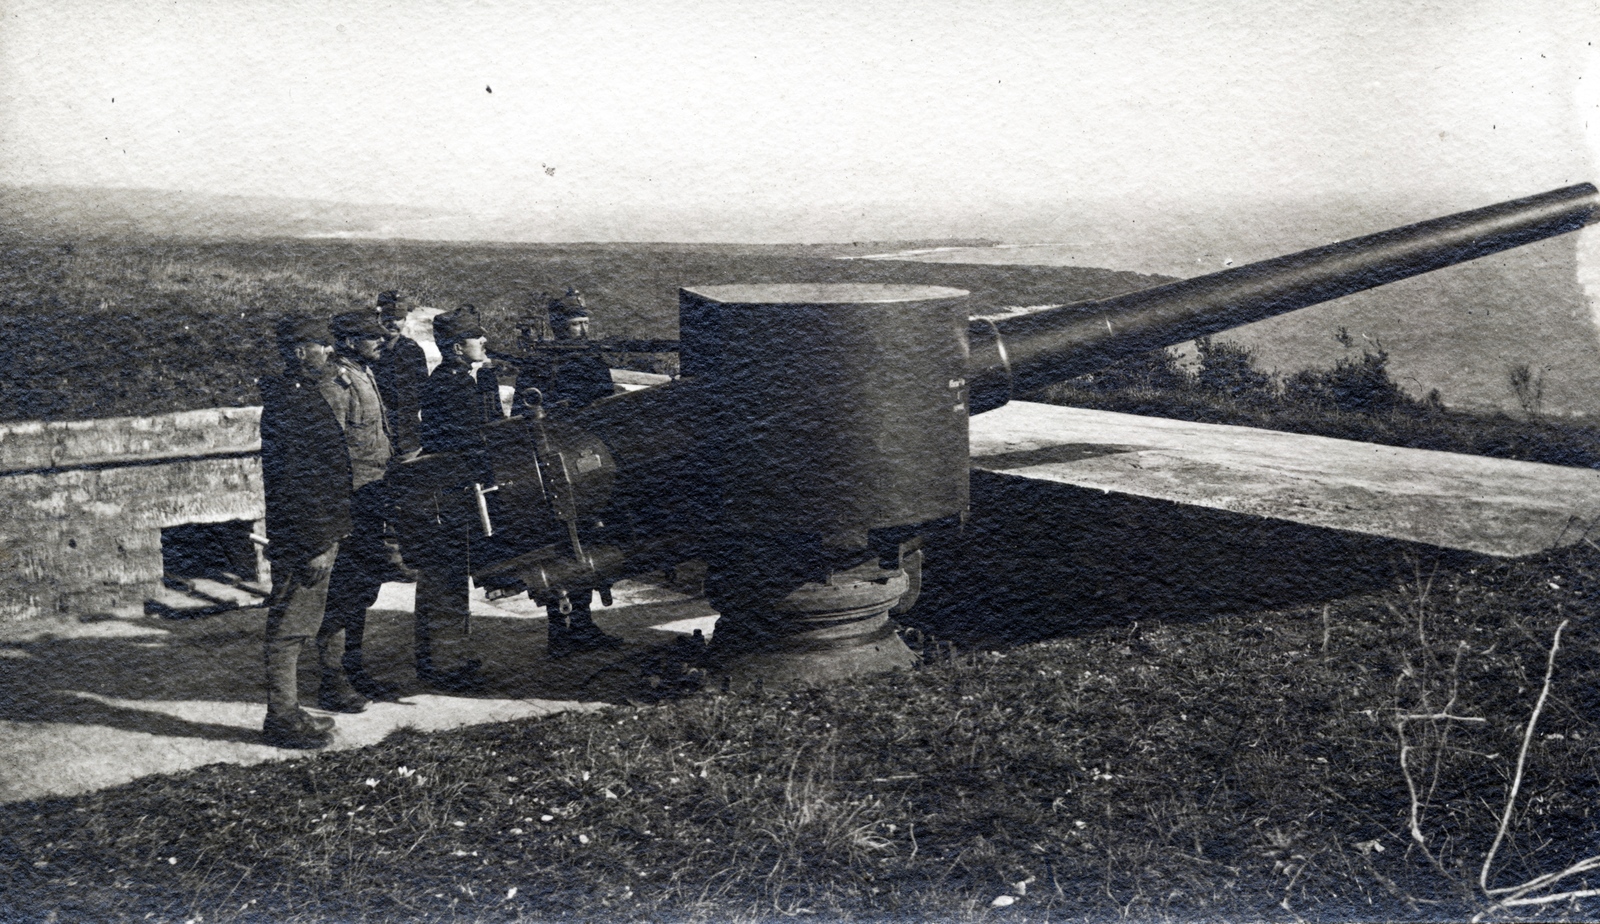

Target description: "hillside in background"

left=880, top=230, right=1600, bottom=419
left=4, top=182, right=1598, bottom=422
left=0, top=232, right=1159, bottom=423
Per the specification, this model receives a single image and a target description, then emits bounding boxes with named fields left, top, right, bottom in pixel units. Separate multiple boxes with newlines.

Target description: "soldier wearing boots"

left=412, top=307, right=501, bottom=691
left=514, top=289, right=622, bottom=658
left=371, top=292, right=423, bottom=585
left=317, top=311, right=399, bottom=708
left=258, top=316, right=351, bottom=749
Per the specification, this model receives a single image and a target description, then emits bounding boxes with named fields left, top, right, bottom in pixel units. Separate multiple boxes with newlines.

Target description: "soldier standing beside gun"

left=515, top=288, right=616, bottom=412
left=318, top=311, right=398, bottom=707
left=373, top=290, right=425, bottom=584
left=411, top=307, right=500, bottom=691
left=514, top=287, right=622, bottom=658
left=258, top=316, right=351, bottom=749
left=374, top=290, right=427, bottom=460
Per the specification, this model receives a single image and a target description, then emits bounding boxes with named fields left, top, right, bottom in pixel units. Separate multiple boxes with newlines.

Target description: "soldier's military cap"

left=331, top=310, right=387, bottom=340
left=433, top=307, right=486, bottom=346
left=379, top=298, right=411, bottom=321
left=275, top=315, right=331, bottom=348
left=548, top=289, right=590, bottom=323
left=376, top=290, right=402, bottom=306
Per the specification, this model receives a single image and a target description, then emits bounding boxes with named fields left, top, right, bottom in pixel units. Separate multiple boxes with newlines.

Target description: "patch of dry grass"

left=2, top=547, right=1597, bottom=922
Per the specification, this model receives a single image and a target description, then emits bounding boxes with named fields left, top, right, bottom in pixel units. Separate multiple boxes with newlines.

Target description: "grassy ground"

left=3, top=547, right=1596, bottom=922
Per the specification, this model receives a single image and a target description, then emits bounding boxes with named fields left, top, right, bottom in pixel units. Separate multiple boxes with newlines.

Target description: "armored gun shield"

left=469, top=415, right=622, bottom=601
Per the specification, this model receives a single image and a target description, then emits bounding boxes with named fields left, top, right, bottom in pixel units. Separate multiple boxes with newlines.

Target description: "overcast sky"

left=0, top=0, right=1594, bottom=242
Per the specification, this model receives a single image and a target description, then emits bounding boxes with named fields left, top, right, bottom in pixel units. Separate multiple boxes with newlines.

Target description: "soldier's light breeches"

left=325, top=481, right=390, bottom=658
left=263, top=543, right=338, bottom=715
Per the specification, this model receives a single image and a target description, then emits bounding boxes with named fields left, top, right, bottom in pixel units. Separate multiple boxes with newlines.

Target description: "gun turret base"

left=708, top=562, right=917, bottom=690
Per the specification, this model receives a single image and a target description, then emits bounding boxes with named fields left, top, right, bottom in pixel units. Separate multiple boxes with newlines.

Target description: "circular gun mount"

left=707, top=560, right=914, bottom=689
left=679, top=284, right=970, bottom=686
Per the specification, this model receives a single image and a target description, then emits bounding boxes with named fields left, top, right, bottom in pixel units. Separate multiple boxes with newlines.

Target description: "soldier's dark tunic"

left=258, top=373, right=352, bottom=714
left=515, top=344, right=614, bottom=413
left=375, top=334, right=428, bottom=455
left=259, top=374, right=352, bottom=567
left=412, top=362, right=502, bottom=676
left=420, top=362, right=502, bottom=456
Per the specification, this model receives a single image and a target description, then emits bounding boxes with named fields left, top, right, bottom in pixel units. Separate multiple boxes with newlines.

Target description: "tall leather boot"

left=339, top=607, right=399, bottom=702
left=343, top=647, right=400, bottom=702
left=547, top=612, right=575, bottom=660
left=264, top=636, right=333, bottom=748
left=316, top=628, right=368, bottom=714
left=569, top=608, right=622, bottom=649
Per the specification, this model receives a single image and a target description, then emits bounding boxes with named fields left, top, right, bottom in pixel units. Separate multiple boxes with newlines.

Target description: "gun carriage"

left=402, top=184, right=1600, bottom=686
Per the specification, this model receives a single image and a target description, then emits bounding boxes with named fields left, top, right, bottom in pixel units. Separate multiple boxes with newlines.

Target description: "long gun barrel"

left=465, top=181, right=1599, bottom=686
left=967, top=183, right=1600, bottom=412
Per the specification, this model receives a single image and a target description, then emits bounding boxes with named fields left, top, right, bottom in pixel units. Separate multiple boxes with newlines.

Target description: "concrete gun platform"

left=0, top=580, right=719, bottom=805
left=6, top=403, right=1599, bottom=807
left=971, top=402, right=1600, bottom=559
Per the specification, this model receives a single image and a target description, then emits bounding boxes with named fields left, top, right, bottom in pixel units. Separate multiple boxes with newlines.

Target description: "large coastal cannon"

left=420, top=183, right=1600, bottom=685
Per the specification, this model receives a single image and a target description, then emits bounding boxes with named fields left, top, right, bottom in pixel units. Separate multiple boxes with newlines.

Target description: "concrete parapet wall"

left=0, top=407, right=266, bottom=623
left=0, top=407, right=260, bottom=473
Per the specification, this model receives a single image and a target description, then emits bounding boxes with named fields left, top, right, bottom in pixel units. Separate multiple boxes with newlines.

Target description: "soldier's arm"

left=318, top=376, right=353, bottom=433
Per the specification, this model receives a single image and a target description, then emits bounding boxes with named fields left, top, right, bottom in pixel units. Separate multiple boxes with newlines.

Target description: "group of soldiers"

left=258, top=289, right=620, bottom=749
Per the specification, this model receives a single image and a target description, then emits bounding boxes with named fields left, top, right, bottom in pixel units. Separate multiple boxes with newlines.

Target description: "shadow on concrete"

left=364, top=596, right=720, bottom=705
left=0, top=616, right=270, bottom=743
left=910, top=471, right=1489, bottom=646
left=0, top=592, right=721, bottom=745
left=0, top=469, right=1496, bottom=742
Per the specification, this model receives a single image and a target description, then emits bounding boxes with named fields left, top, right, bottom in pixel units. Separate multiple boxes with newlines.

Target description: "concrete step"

left=186, top=577, right=266, bottom=608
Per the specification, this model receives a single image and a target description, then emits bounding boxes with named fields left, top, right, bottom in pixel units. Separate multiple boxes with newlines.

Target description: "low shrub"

left=1039, top=335, right=1600, bottom=469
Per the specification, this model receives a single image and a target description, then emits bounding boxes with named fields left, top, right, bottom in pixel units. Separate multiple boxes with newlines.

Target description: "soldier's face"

left=297, top=340, right=333, bottom=373
left=557, top=316, right=590, bottom=341
left=380, top=311, right=408, bottom=342
left=456, top=336, right=488, bottom=364
left=352, top=335, right=383, bottom=362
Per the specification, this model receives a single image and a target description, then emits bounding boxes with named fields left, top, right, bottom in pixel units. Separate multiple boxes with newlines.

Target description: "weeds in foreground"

left=1382, top=559, right=1600, bottom=920
left=2, top=548, right=1597, bottom=921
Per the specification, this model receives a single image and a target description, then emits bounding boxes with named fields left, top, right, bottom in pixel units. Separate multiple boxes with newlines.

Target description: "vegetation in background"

left=1, top=545, right=1596, bottom=922
left=6, top=233, right=1599, bottom=475
left=1510, top=362, right=1548, bottom=419
left=1037, top=331, right=1600, bottom=470
left=0, top=234, right=1157, bottom=423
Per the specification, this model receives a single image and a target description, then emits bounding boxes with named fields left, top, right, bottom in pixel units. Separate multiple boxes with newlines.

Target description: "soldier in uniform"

left=513, top=288, right=622, bottom=658
left=515, top=288, right=616, bottom=413
left=372, top=291, right=425, bottom=585
left=317, top=311, right=397, bottom=708
left=373, top=290, right=427, bottom=459
left=258, top=316, right=351, bottom=749
left=411, top=307, right=502, bottom=691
